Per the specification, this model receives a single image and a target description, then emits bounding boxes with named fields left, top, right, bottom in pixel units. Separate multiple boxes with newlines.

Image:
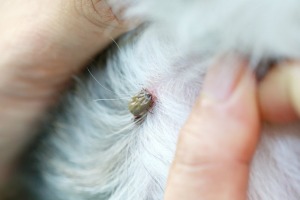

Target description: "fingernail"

left=202, top=55, right=247, bottom=101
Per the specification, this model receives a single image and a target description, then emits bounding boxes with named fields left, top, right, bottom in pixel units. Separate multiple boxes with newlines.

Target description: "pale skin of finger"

left=0, top=0, right=130, bottom=186
left=165, top=58, right=260, bottom=200
left=259, top=62, right=300, bottom=123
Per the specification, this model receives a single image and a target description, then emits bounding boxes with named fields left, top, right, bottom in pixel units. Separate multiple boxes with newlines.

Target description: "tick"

left=128, top=89, right=154, bottom=118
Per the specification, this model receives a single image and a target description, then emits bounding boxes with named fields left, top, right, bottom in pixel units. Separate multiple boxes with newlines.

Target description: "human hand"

left=165, top=56, right=261, bottom=200
left=165, top=57, right=300, bottom=199
left=259, top=61, right=300, bottom=123
left=0, top=0, right=129, bottom=187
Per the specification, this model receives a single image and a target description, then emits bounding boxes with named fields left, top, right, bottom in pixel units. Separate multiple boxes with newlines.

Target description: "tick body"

left=128, top=89, right=154, bottom=118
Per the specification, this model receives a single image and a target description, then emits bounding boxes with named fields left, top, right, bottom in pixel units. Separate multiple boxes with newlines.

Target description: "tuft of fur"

left=18, top=0, right=300, bottom=200
left=110, top=0, right=300, bottom=61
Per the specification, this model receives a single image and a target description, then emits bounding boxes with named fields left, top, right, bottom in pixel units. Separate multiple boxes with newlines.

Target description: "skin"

left=0, top=0, right=299, bottom=199
left=0, top=0, right=128, bottom=187
left=258, top=61, right=300, bottom=123
left=165, top=60, right=300, bottom=200
left=165, top=57, right=261, bottom=200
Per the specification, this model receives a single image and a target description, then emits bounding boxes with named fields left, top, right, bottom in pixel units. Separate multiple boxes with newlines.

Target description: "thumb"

left=165, top=57, right=261, bottom=200
left=259, top=61, right=300, bottom=123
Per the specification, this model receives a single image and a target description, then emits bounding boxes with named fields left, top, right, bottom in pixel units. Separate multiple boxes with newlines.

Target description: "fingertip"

left=289, top=63, right=300, bottom=118
left=259, top=62, right=300, bottom=123
left=165, top=56, right=260, bottom=200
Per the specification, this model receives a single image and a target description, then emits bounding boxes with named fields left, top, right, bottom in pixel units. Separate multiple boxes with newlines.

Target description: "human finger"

left=0, top=0, right=132, bottom=186
left=165, top=57, right=260, bottom=200
left=259, top=62, right=300, bottom=123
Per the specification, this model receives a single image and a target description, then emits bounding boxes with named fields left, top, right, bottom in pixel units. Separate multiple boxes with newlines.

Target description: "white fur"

left=110, top=0, right=300, bottom=60
left=27, top=0, right=300, bottom=200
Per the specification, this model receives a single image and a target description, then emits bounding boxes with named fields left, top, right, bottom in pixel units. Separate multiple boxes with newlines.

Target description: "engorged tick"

left=128, top=89, right=154, bottom=118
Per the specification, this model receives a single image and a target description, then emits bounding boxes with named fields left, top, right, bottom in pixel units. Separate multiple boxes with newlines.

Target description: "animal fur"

left=10, top=0, right=300, bottom=199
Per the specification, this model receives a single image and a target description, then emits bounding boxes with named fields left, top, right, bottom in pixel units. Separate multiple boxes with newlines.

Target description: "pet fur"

left=13, top=0, right=300, bottom=199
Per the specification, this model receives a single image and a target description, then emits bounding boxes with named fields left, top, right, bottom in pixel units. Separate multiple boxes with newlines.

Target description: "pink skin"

left=0, top=0, right=129, bottom=188
left=165, top=57, right=260, bottom=200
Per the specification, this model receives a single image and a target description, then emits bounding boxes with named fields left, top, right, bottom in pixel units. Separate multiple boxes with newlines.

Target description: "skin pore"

left=0, top=1, right=299, bottom=199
